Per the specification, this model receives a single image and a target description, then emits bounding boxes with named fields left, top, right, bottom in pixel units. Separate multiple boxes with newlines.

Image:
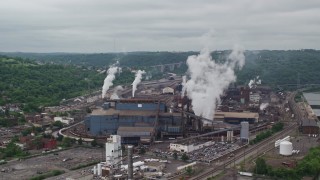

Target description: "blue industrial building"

left=84, top=99, right=183, bottom=142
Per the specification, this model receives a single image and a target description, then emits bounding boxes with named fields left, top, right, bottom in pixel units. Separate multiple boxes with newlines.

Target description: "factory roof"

left=117, top=126, right=155, bottom=133
left=91, top=108, right=181, bottom=117
left=301, top=119, right=319, bottom=127
left=303, top=93, right=320, bottom=106
left=214, top=112, right=259, bottom=119
left=313, top=109, right=320, bottom=117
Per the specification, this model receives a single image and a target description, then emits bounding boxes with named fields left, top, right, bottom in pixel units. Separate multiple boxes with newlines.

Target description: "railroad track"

left=190, top=123, right=297, bottom=180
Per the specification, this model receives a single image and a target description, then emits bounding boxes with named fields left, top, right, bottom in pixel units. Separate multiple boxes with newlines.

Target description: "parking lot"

left=188, top=142, right=241, bottom=163
left=0, top=147, right=104, bottom=180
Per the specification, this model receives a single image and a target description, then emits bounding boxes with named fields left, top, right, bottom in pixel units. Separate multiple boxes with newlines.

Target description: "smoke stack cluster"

left=132, top=70, right=145, bottom=97
left=248, top=76, right=261, bottom=89
left=182, top=46, right=245, bottom=124
left=102, top=63, right=121, bottom=99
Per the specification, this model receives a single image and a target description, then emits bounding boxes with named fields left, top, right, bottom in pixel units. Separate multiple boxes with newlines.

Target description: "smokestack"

left=132, top=70, right=145, bottom=97
left=127, top=145, right=133, bottom=180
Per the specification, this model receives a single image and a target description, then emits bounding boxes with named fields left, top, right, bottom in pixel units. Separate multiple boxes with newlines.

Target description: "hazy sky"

left=0, top=0, right=319, bottom=52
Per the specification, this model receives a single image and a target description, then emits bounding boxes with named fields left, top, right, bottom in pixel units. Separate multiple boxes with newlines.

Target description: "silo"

left=279, top=141, right=293, bottom=156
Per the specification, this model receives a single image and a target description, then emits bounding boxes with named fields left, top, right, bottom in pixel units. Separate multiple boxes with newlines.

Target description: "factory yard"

left=0, top=147, right=104, bottom=180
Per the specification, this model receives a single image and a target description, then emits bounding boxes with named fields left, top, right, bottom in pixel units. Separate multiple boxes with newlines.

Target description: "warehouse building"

left=214, top=112, right=259, bottom=124
left=303, top=93, right=320, bottom=119
left=84, top=99, right=183, bottom=144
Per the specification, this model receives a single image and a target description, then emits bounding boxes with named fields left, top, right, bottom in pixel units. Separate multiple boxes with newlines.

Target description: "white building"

left=170, top=141, right=215, bottom=153
left=249, top=93, right=260, bottom=103
left=105, top=135, right=122, bottom=167
left=53, top=117, right=74, bottom=125
left=162, top=87, right=174, bottom=95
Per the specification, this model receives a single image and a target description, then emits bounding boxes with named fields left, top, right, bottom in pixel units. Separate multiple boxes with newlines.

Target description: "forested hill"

left=0, top=56, right=105, bottom=112
left=2, top=50, right=320, bottom=86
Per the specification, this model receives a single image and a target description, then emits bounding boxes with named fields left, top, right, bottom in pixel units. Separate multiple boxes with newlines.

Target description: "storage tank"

left=279, top=141, right=293, bottom=156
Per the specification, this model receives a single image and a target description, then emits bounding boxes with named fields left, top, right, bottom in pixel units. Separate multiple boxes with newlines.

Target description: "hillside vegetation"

left=0, top=56, right=105, bottom=112
left=3, top=50, right=320, bottom=87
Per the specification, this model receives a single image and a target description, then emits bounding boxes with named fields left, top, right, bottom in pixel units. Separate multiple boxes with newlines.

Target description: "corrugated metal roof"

left=301, top=119, right=318, bottom=127
left=303, top=93, right=320, bottom=106
left=117, top=126, right=155, bottom=133
left=91, top=107, right=181, bottom=116
left=214, top=112, right=259, bottom=119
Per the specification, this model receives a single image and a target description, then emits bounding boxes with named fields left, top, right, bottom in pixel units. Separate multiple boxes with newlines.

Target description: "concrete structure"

left=105, top=135, right=122, bottom=167
left=300, top=119, right=319, bottom=134
left=162, top=87, right=174, bottom=95
left=214, top=112, right=259, bottom=124
left=279, top=141, right=293, bottom=156
left=240, top=121, right=249, bottom=142
left=169, top=141, right=215, bottom=153
left=85, top=99, right=183, bottom=140
left=54, top=117, right=74, bottom=125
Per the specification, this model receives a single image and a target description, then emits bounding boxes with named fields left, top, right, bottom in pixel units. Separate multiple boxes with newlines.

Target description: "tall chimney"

left=127, top=145, right=133, bottom=180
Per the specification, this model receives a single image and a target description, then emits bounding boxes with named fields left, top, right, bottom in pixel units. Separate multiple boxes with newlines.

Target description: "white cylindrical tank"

left=280, top=141, right=293, bottom=156
left=97, top=163, right=102, bottom=176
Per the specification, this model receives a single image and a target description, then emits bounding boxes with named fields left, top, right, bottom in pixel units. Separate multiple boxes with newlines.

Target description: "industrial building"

left=170, top=141, right=215, bottom=153
left=303, top=92, right=320, bottom=119
left=300, top=119, right=319, bottom=134
left=214, top=112, right=259, bottom=124
left=84, top=99, right=183, bottom=144
left=54, top=117, right=74, bottom=125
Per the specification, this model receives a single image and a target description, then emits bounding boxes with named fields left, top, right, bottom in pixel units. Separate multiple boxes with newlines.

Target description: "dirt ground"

left=0, top=147, right=104, bottom=180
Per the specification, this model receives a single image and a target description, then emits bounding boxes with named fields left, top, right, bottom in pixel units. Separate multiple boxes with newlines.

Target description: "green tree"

left=139, top=148, right=146, bottom=154
left=61, top=137, right=73, bottom=148
left=254, top=157, right=268, bottom=175
left=173, top=152, right=178, bottom=160
left=52, top=121, right=64, bottom=129
left=78, top=138, right=83, bottom=145
left=181, top=153, right=189, bottom=162
left=185, top=166, right=193, bottom=175
left=91, top=139, right=98, bottom=147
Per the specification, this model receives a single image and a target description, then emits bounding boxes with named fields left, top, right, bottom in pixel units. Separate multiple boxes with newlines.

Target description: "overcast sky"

left=0, top=0, right=319, bottom=52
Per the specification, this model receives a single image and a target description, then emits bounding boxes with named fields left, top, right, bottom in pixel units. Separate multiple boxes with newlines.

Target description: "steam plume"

left=184, top=46, right=245, bottom=124
left=132, top=70, right=145, bottom=97
left=260, top=103, right=269, bottom=110
left=110, top=85, right=124, bottom=100
left=102, top=63, right=121, bottom=98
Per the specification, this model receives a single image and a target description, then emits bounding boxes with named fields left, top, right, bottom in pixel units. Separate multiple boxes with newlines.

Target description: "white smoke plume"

left=110, top=85, right=124, bottom=100
left=102, top=63, right=121, bottom=98
left=260, top=103, right=269, bottom=110
left=181, top=75, right=187, bottom=97
left=248, top=76, right=261, bottom=89
left=132, top=70, right=146, bottom=97
left=184, top=46, right=245, bottom=124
